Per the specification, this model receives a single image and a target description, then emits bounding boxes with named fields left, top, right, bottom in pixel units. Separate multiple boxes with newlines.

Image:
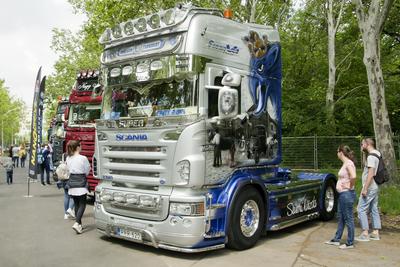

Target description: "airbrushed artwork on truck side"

left=205, top=31, right=282, bottom=185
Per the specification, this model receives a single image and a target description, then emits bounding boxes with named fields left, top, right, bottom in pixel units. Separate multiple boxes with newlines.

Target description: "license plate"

left=117, top=228, right=142, bottom=241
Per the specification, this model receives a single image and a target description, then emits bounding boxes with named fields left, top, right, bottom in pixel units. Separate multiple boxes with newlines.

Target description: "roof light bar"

left=99, top=4, right=222, bottom=45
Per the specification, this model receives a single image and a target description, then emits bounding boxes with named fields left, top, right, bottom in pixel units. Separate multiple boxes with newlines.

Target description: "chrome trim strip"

left=270, top=212, right=320, bottom=231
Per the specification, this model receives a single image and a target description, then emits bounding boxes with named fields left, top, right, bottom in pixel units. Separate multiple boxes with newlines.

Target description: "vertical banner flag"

left=38, top=77, right=46, bottom=146
left=28, top=67, right=42, bottom=179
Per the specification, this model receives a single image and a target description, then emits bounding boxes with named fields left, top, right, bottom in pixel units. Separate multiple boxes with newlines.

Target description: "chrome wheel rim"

left=240, top=200, right=260, bottom=237
left=325, top=186, right=335, bottom=213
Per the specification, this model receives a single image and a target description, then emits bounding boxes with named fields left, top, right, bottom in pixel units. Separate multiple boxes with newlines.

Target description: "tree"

left=352, top=0, right=398, bottom=182
left=0, top=79, right=24, bottom=150
left=325, top=0, right=345, bottom=132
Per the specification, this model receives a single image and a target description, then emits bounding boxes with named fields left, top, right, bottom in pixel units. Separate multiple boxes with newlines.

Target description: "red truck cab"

left=65, top=70, right=102, bottom=192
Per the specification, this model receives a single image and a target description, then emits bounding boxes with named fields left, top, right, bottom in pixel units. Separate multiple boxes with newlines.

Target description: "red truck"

left=64, top=70, right=102, bottom=192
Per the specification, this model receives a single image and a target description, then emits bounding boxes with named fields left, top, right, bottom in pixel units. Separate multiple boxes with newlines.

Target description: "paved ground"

left=1, top=166, right=399, bottom=267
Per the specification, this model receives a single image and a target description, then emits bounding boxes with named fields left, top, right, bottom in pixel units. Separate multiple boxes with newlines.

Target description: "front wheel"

left=320, top=179, right=337, bottom=221
left=227, top=186, right=265, bottom=250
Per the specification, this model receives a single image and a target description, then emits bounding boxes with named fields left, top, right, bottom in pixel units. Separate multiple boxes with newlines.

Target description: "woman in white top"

left=66, top=140, right=90, bottom=234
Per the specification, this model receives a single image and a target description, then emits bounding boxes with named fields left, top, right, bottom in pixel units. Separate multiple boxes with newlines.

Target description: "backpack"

left=56, top=154, right=70, bottom=180
left=368, top=153, right=390, bottom=185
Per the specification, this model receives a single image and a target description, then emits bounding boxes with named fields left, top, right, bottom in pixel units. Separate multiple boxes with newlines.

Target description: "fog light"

left=139, top=195, right=159, bottom=208
left=100, top=192, right=113, bottom=202
left=113, top=193, right=126, bottom=203
left=126, top=194, right=139, bottom=205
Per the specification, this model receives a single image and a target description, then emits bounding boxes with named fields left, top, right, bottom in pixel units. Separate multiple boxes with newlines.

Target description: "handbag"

left=56, top=154, right=70, bottom=181
left=67, top=173, right=88, bottom=188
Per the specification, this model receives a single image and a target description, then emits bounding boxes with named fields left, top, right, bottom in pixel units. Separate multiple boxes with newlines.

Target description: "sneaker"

left=72, top=223, right=82, bottom=234
left=355, top=234, right=370, bottom=242
left=339, top=244, right=354, bottom=249
left=41, top=183, right=46, bottom=186
left=67, top=208, right=76, bottom=219
left=64, top=214, right=70, bottom=220
left=325, top=239, right=340, bottom=246
left=369, top=233, right=380, bottom=241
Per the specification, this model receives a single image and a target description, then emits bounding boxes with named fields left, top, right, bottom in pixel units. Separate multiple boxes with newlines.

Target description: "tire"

left=320, top=179, right=337, bottom=221
left=227, top=186, right=265, bottom=250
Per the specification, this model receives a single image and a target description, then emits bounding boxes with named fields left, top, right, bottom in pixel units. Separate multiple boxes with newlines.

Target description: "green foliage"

left=0, top=79, right=24, bottom=148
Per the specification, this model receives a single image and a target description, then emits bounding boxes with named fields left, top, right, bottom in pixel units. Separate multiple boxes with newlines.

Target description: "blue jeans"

left=333, top=190, right=356, bottom=245
left=64, top=188, right=74, bottom=213
left=357, top=188, right=381, bottom=231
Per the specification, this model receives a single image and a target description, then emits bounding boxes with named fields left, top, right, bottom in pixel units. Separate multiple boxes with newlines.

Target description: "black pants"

left=72, top=194, right=87, bottom=225
left=20, top=157, right=26, bottom=168
left=40, top=165, right=50, bottom=184
left=6, top=171, right=13, bottom=184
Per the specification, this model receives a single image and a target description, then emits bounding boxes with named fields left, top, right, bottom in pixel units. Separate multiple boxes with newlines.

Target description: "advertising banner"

left=28, top=67, right=42, bottom=179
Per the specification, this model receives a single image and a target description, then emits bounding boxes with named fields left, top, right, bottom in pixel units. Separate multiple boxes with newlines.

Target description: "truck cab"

left=94, top=4, right=337, bottom=252
left=65, top=70, right=102, bottom=192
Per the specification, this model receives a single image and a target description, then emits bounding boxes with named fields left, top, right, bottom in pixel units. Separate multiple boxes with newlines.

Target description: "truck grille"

left=102, top=144, right=170, bottom=186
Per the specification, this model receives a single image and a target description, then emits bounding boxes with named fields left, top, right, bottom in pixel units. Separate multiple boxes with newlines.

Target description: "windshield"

left=68, top=104, right=101, bottom=126
left=102, top=77, right=198, bottom=120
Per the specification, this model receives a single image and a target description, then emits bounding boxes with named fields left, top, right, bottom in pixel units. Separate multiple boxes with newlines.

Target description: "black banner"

left=28, top=68, right=42, bottom=179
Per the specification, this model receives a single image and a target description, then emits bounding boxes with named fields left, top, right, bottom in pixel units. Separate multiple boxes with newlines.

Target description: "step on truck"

left=65, top=70, right=102, bottom=192
left=93, top=4, right=338, bottom=252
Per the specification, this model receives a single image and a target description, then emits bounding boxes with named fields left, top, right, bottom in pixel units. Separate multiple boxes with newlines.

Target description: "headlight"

left=170, top=202, right=204, bottom=216
left=97, top=132, right=108, bottom=141
left=124, top=21, right=134, bottom=35
left=112, top=25, right=122, bottom=38
left=162, top=9, right=175, bottom=25
left=135, top=17, right=147, bottom=32
left=122, top=65, right=133, bottom=76
left=148, top=14, right=161, bottom=29
left=110, top=67, right=121, bottom=78
left=99, top=28, right=112, bottom=44
left=176, top=160, right=190, bottom=185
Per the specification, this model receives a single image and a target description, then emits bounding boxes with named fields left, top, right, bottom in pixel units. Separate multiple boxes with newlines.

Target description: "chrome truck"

left=94, top=4, right=338, bottom=252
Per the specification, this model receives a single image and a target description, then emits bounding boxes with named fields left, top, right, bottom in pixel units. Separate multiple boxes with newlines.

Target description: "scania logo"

left=116, top=133, right=148, bottom=141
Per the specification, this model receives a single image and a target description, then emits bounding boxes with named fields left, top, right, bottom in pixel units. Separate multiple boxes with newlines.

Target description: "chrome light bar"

left=99, top=4, right=222, bottom=45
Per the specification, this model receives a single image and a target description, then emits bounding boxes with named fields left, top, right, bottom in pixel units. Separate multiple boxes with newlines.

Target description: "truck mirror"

left=218, top=86, right=238, bottom=119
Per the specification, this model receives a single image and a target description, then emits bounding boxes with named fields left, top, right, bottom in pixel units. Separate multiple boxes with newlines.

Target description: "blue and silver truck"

left=93, top=4, right=338, bottom=252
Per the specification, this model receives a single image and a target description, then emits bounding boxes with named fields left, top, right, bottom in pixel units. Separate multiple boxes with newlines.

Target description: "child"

left=0, top=153, right=14, bottom=184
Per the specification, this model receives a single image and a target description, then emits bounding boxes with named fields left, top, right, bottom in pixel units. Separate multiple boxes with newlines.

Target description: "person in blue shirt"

left=39, top=144, right=51, bottom=186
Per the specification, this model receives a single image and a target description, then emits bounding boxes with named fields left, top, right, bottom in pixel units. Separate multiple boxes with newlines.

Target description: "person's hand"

left=361, top=188, right=368, bottom=198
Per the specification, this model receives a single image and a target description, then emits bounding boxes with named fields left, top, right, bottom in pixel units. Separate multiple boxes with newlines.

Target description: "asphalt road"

left=0, top=166, right=399, bottom=267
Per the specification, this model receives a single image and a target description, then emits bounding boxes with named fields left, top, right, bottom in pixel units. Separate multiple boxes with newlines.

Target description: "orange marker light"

left=224, top=8, right=233, bottom=19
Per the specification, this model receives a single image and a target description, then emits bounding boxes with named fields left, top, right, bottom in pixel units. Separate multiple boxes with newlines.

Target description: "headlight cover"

left=175, top=160, right=190, bottom=185
left=169, top=202, right=204, bottom=216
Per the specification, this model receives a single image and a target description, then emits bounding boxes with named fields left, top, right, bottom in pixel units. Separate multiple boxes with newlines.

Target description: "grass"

left=304, top=169, right=400, bottom=215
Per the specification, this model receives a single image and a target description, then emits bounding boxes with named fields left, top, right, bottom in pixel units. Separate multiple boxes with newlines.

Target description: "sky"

left=0, top=0, right=86, bottom=107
